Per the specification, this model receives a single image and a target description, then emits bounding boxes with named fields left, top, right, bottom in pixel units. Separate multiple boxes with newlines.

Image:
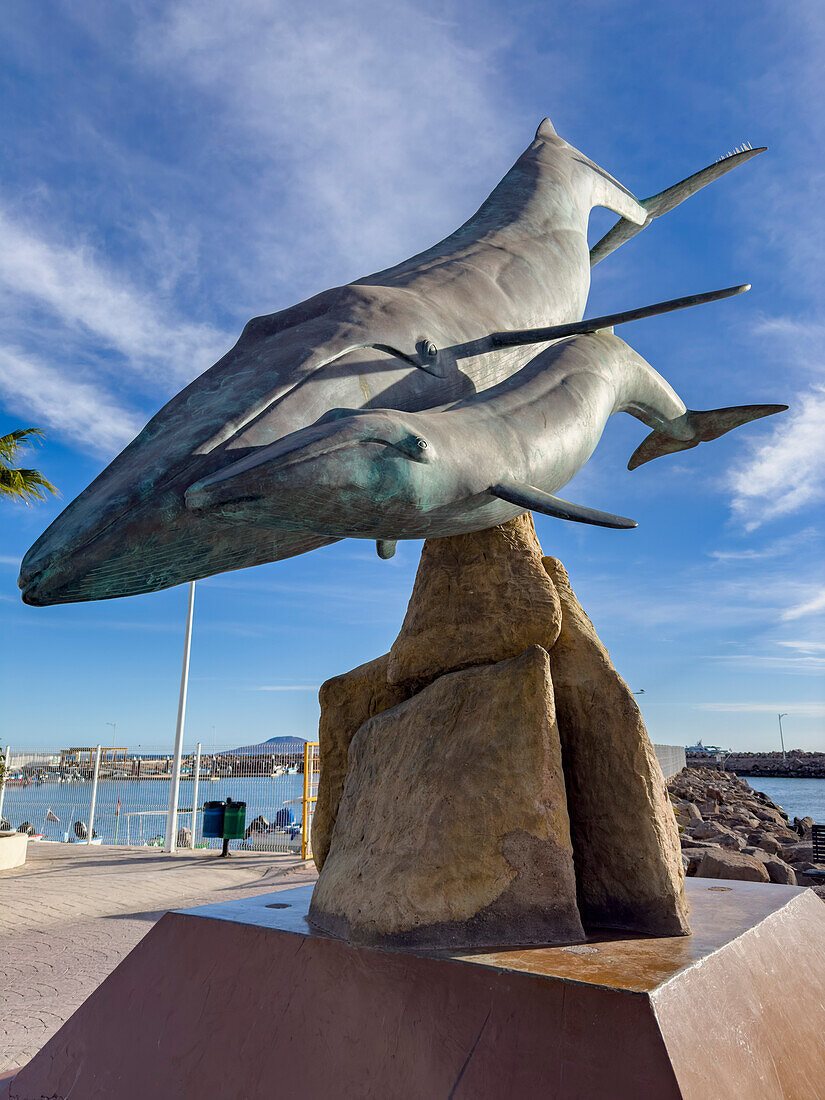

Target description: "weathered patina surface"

left=19, top=121, right=764, bottom=605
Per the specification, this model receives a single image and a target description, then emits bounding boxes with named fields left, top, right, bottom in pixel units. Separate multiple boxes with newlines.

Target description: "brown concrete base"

left=6, top=879, right=825, bottom=1099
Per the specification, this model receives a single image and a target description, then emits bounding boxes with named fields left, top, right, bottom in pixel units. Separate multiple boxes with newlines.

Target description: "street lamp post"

left=164, top=581, right=197, bottom=854
left=106, top=721, right=117, bottom=750
left=778, top=713, right=788, bottom=762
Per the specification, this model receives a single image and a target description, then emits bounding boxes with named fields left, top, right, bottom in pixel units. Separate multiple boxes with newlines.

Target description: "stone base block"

left=6, top=879, right=825, bottom=1099
left=310, top=646, right=583, bottom=949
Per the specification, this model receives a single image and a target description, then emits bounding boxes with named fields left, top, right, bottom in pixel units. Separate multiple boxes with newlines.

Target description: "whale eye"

left=424, top=341, right=438, bottom=358
left=416, top=438, right=428, bottom=450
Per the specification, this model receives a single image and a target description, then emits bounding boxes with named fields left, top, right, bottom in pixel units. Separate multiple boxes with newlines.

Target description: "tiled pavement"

left=0, top=842, right=318, bottom=1073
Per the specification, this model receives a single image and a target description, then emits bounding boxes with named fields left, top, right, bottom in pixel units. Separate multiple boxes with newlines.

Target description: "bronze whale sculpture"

left=185, top=287, right=786, bottom=552
left=19, top=119, right=764, bottom=604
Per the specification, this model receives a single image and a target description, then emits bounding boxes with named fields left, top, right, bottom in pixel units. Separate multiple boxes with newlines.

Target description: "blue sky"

left=1, top=0, right=823, bottom=753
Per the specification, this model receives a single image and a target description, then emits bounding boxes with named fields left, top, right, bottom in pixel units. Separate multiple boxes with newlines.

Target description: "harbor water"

left=1, top=774, right=307, bottom=846
left=747, top=777, right=825, bottom=823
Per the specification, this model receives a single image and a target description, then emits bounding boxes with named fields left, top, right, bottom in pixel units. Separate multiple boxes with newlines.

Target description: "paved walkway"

left=0, top=841, right=318, bottom=1073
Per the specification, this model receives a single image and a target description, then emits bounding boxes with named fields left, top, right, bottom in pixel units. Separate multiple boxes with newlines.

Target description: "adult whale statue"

left=185, top=286, right=786, bottom=553
left=19, top=119, right=763, bottom=605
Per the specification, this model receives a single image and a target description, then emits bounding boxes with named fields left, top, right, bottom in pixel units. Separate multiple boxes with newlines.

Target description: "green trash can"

left=222, top=798, right=246, bottom=841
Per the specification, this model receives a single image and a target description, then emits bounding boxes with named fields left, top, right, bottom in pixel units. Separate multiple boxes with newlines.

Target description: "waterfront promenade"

left=0, top=843, right=318, bottom=1074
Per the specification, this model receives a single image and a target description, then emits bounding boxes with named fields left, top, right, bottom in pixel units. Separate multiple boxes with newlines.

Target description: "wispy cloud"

left=133, top=0, right=517, bottom=287
left=782, top=587, right=825, bottom=621
left=709, top=529, right=817, bottom=562
left=0, top=204, right=231, bottom=382
left=0, top=203, right=233, bottom=453
left=705, top=653, right=825, bottom=675
left=694, top=702, right=825, bottom=718
left=778, top=640, right=825, bottom=653
left=0, top=346, right=142, bottom=455
left=726, top=385, right=825, bottom=530
left=253, top=685, right=320, bottom=692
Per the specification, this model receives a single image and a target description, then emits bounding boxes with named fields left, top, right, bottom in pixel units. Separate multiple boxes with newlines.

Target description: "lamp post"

left=778, top=713, right=788, bottom=762
left=106, top=722, right=117, bottom=751
left=164, top=581, right=196, bottom=854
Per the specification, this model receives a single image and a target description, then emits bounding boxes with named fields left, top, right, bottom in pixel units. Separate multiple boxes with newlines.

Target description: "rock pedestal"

left=310, top=514, right=688, bottom=947
left=309, top=647, right=584, bottom=949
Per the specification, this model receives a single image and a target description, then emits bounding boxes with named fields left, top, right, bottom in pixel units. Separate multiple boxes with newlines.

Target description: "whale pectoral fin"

left=490, top=482, right=638, bottom=529
left=628, top=404, right=788, bottom=470
left=376, top=539, right=397, bottom=559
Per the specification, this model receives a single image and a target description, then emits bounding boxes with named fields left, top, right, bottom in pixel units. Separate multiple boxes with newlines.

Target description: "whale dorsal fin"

left=490, top=482, right=637, bottom=529
left=535, top=117, right=557, bottom=140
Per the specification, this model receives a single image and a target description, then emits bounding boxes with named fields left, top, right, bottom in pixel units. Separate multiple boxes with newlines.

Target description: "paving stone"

left=0, top=843, right=317, bottom=1071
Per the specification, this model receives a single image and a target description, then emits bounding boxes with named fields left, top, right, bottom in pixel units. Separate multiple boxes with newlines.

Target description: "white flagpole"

left=164, top=581, right=196, bottom=854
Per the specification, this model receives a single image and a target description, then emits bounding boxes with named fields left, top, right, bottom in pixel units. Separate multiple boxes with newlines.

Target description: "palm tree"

left=0, top=427, right=58, bottom=504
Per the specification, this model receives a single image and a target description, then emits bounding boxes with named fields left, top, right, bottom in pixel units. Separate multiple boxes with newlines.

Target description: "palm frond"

left=0, top=466, right=59, bottom=504
left=0, top=428, right=44, bottom=463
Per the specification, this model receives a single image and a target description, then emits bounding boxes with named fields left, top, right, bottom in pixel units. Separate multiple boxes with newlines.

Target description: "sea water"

left=747, top=777, right=825, bottom=823
left=1, top=774, right=306, bottom=845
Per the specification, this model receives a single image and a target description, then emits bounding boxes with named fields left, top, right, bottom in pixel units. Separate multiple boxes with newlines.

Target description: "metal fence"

left=0, top=742, right=320, bottom=857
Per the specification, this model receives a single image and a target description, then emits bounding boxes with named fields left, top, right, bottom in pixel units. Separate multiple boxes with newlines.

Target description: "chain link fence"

left=0, top=742, right=320, bottom=855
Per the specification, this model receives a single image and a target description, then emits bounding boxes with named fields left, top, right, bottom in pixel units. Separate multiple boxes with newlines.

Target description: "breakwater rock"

left=669, top=767, right=825, bottom=892
left=686, top=750, right=825, bottom=779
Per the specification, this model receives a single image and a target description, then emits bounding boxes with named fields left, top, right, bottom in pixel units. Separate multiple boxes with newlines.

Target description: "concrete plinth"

left=6, top=879, right=825, bottom=1099
left=0, top=833, right=27, bottom=871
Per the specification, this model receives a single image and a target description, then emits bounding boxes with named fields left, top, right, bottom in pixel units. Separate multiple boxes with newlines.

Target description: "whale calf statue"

left=19, top=119, right=765, bottom=605
left=186, top=285, right=786, bottom=554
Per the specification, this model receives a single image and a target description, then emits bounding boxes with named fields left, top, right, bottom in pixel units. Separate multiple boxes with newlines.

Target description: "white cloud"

left=706, top=653, right=825, bottom=674
left=0, top=204, right=231, bottom=385
left=709, top=529, right=817, bottom=562
left=694, top=702, right=825, bottom=718
left=726, top=385, right=825, bottom=530
left=254, top=685, right=320, bottom=692
left=782, top=587, right=825, bottom=621
left=0, top=346, right=142, bottom=455
left=778, top=640, right=825, bottom=653
left=134, top=0, right=517, bottom=284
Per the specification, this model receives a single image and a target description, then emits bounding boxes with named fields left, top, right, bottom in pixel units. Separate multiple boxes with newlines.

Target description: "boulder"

left=311, top=653, right=408, bottom=871
left=386, top=514, right=561, bottom=689
left=681, top=847, right=719, bottom=876
left=542, top=557, right=689, bottom=936
left=794, top=866, right=825, bottom=888
left=309, top=646, right=584, bottom=949
left=687, top=823, right=744, bottom=850
left=671, top=799, right=703, bottom=828
left=763, top=858, right=797, bottom=886
left=695, top=849, right=770, bottom=883
left=781, top=843, right=815, bottom=865
left=747, top=831, right=782, bottom=855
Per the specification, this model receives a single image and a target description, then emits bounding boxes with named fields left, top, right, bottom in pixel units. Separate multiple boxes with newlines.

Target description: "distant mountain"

left=224, top=736, right=308, bottom=756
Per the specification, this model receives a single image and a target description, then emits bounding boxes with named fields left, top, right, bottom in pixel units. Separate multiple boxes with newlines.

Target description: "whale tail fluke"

left=590, top=145, right=766, bottom=266
left=628, top=404, right=788, bottom=470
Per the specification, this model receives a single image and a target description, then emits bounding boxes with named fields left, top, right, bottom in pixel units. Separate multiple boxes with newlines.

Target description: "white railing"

left=0, top=744, right=319, bottom=854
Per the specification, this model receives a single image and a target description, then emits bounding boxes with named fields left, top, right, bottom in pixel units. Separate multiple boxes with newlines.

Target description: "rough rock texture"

left=311, top=654, right=408, bottom=871
left=696, top=849, right=771, bottom=883
left=763, top=858, right=798, bottom=886
left=542, top=557, right=689, bottom=936
left=309, top=646, right=584, bottom=949
left=386, top=514, right=561, bottom=689
left=668, top=767, right=825, bottom=893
